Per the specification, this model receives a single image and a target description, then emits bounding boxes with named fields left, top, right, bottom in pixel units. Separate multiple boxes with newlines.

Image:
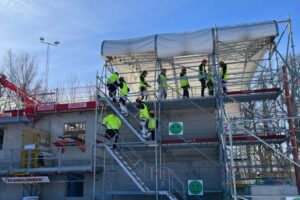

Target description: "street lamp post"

left=39, top=37, right=60, bottom=90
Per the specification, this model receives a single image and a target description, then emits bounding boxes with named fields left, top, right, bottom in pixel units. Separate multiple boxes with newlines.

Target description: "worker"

left=219, top=61, right=229, bottom=93
left=118, top=77, right=130, bottom=116
left=136, top=97, right=150, bottom=139
left=102, top=114, right=122, bottom=149
left=199, top=59, right=208, bottom=96
left=139, top=70, right=151, bottom=101
left=206, top=66, right=214, bottom=96
left=147, top=110, right=158, bottom=141
left=180, top=67, right=190, bottom=98
left=157, top=68, right=168, bottom=99
left=255, top=172, right=264, bottom=185
left=106, top=72, right=119, bottom=102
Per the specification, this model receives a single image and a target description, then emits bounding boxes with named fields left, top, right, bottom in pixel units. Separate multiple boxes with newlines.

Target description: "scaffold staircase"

left=97, top=75, right=146, bottom=142
left=104, top=144, right=184, bottom=200
left=104, top=145, right=150, bottom=192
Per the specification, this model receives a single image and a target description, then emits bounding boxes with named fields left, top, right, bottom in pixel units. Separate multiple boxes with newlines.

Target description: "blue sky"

left=0, top=0, right=299, bottom=88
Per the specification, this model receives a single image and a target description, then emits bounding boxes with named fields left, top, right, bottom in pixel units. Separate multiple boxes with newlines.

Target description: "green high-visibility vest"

left=159, top=74, right=167, bottom=89
left=139, top=74, right=147, bottom=89
left=221, top=66, right=229, bottom=80
left=107, top=73, right=119, bottom=85
left=148, top=117, right=156, bottom=129
left=180, top=74, right=189, bottom=88
left=102, top=114, right=121, bottom=130
left=139, top=103, right=149, bottom=119
left=207, top=71, right=214, bottom=82
left=119, top=82, right=128, bottom=96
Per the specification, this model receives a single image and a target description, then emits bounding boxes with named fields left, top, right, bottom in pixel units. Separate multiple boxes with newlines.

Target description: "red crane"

left=0, top=73, right=40, bottom=111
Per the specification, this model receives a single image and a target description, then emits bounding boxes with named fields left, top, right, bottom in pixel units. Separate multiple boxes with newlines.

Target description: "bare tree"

left=0, top=50, right=42, bottom=110
left=3, top=50, right=42, bottom=93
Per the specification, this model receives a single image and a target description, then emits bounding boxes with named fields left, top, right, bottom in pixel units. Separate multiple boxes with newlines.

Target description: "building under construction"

left=0, top=19, right=299, bottom=200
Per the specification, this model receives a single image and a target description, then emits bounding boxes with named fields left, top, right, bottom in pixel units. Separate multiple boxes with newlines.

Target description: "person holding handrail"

left=106, top=72, right=119, bottom=102
left=102, top=114, right=122, bottom=149
left=136, top=97, right=150, bottom=139
left=118, top=77, right=130, bottom=116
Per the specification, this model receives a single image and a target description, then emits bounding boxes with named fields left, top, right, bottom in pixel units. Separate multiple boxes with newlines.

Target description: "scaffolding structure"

left=92, top=18, right=300, bottom=200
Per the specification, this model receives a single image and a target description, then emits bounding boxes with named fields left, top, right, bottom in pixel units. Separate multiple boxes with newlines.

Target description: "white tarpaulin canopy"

left=100, top=21, right=279, bottom=108
left=101, top=21, right=278, bottom=58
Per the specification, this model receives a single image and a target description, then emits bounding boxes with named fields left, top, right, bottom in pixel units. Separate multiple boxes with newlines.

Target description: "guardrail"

left=0, top=145, right=99, bottom=173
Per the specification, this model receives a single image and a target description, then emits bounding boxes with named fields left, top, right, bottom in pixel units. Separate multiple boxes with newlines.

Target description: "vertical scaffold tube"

left=282, top=65, right=300, bottom=193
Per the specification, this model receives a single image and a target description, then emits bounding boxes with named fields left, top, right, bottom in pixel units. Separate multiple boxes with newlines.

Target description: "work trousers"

left=200, top=78, right=206, bottom=96
left=108, top=84, right=117, bottom=102
left=105, top=129, right=119, bottom=149
left=148, top=129, right=155, bottom=141
left=207, top=80, right=214, bottom=96
left=222, top=80, right=228, bottom=93
left=159, top=88, right=167, bottom=100
left=182, top=86, right=189, bottom=98
left=140, top=87, right=147, bottom=101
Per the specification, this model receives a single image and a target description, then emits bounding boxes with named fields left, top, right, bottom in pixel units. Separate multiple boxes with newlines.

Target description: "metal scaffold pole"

left=282, top=65, right=300, bottom=193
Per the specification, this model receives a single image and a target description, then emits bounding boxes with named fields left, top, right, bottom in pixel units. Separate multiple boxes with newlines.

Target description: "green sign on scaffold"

left=286, top=197, right=300, bottom=200
left=169, top=122, right=183, bottom=135
left=188, top=180, right=203, bottom=196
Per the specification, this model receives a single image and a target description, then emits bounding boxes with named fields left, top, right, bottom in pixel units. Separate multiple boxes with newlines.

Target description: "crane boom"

left=0, top=73, right=39, bottom=106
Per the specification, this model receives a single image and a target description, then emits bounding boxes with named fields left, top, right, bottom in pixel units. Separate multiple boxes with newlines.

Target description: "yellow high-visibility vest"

left=139, top=74, right=147, bottom=89
left=159, top=74, right=167, bottom=89
left=148, top=117, right=156, bottom=129
left=107, top=73, right=119, bottom=85
left=180, top=74, right=189, bottom=88
left=102, top=114, right=121, bottom=130
left=207, top=71, right=214, bottom=82
left=221, top=66, right=229, bottom=80
left=139, top=103, right=149, bottom=119
left=119, top=82, right=129, bottom=96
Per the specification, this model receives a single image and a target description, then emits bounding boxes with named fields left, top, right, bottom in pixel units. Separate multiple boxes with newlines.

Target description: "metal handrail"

left=0, top=146, right=95, bottom=172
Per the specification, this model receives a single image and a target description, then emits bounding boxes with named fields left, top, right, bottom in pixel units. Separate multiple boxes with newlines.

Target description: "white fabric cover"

left=218, top=21, right=278, bottom=44
left=101, top=21, right=278, bottom=58
left=156, top=29, right=213, bottom=57
left=102, top=35, right=155, bottom=56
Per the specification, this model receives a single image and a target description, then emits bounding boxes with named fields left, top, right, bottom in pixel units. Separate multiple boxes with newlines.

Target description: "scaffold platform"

left=124, top=88, right=281, bottom=111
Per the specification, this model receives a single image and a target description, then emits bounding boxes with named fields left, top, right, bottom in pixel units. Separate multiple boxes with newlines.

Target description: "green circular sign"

left=292, top=198, right=300, bottom=200
left=169, top=122, right=183, bottom=135
left=188, top=180, right=203, bottom=195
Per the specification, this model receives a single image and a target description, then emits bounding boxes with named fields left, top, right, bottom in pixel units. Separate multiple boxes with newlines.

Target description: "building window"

left=66, top=174, right=84, bottom=197
left=0, top=129, right=4, bottom=150
left=64, top=122, right=86, bottom=141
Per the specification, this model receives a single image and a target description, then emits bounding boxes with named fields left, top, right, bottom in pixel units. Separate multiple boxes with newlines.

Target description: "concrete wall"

left=0, top=173, right=94, bottom=200
left=0, top=106, right=221, bottom=200
left=0, top=111, right=96, bottom=169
